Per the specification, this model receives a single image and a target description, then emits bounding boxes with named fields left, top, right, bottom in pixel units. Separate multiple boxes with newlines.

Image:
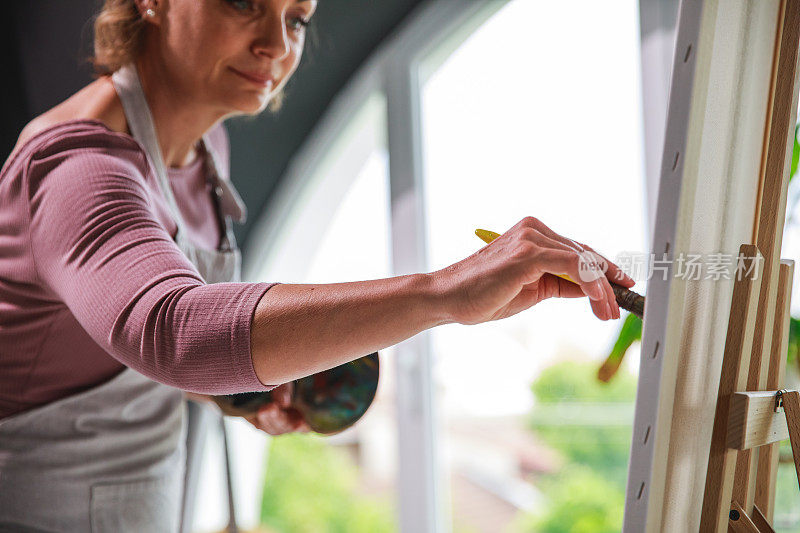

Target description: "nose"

left=251, top=11, right=291, bottom=60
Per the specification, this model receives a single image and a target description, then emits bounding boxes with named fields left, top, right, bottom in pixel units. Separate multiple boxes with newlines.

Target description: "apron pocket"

left=90, top=475, right=181, bottom=533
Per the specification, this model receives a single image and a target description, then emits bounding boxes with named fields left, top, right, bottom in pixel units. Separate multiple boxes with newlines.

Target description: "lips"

left=229, top=67, right=275, bottom=88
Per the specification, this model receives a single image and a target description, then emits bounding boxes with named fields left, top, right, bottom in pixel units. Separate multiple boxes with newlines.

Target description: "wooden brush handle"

left=612, top=284, right=644, bottom=319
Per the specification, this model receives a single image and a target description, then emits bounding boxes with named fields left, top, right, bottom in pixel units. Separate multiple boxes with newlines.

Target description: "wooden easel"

left=700, top=250, right=796, bottom=532
left=698, top=1, right=800, bottom=529
left=623, top=0, right=800, bottom=528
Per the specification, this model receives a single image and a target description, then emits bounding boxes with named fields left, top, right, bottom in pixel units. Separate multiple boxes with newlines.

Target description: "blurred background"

left=4, top=0, right=800, bottom=531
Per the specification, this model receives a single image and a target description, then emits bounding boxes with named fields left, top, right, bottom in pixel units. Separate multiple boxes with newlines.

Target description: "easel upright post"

left=700, top=245, right=763, bottom=532
left=753, top=260, right=795, bottom=519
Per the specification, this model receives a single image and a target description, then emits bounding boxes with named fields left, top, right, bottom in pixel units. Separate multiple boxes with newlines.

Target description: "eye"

left=224, top=0, right=256, bottom=13
left=287, top=15, right=310, bottom=32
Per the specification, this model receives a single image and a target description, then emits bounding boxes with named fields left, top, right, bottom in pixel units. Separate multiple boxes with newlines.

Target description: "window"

left=242, top=0, right=655, bottom=530
left=419, top=0, right=646, bottom=530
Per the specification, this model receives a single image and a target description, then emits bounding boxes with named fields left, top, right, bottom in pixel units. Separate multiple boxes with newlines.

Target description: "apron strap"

left=111, top=64, right=186, bottom=234
left=200, top=132, right=248, bottom=224
left=111, top=63, right=246, bottom=251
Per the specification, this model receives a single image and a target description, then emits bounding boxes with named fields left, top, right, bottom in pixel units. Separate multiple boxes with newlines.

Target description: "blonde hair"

left=91, top=0, right=146, bottom=75
left=90, top=0, right=285, bottom=111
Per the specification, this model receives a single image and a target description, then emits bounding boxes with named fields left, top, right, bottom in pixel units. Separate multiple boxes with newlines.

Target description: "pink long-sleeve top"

left=0, top=119, right=278, bottom=420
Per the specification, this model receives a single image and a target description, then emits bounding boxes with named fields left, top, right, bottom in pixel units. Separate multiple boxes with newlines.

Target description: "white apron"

left=0, top=62, right=247, bottom=532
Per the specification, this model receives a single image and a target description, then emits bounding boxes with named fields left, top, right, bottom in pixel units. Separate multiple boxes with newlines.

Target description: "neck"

left=134, top=57, right=225, bottom=168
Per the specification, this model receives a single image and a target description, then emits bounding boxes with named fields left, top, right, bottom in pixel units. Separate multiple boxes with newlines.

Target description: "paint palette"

left=213, top=352, right=380, bottom=435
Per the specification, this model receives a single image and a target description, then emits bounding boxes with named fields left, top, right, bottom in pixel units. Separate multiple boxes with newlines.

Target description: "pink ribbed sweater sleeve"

left=25, top=132, right=278, bottom=394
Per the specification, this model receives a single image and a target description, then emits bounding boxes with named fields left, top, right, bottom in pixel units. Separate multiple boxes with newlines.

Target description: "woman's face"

left=151, top=0, right=317, bottom=115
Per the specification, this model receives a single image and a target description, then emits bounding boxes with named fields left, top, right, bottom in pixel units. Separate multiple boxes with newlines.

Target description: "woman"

left=0, top=0, right=633, bottom=530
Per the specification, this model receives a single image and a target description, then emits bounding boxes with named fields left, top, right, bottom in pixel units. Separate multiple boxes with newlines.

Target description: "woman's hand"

left=431, top=216, right=636, bottom=325
left=242, top=382, right=311, bottom=435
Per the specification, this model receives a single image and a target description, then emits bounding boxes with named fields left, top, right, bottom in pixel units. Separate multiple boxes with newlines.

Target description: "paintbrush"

left=475, top=229, right=645, bottom=319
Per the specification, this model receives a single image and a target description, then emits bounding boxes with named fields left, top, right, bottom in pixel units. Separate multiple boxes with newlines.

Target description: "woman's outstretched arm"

left=250, top=216, right=635, bottom=386
left=250, top=273, right=445, bottom=385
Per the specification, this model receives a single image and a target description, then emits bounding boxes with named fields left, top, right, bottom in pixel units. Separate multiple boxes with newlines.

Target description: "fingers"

left=243, top=382, right=311, bottom=436
left=251, top=403, right=305, bottom=435
left=533, top=247, right=603, bottom=299
left=539, top=273, right=588, bottom=299
left=272, top=382, right=293, bottom=409
left=505, top=273, right=615, bottom=321
left=484, top=219, right=622, bottom=321
left=516, top=216, right=585, bottom=254
left=514, top=228, right=595, bottom=289
left=510, top=227, right=614, bottom=318
left=533, top=248, right=617, bottom=320
left=515, top=217, right=635, bottom=288
left=259, top=404, right=294, bottom=435
left=575, top=241, right=636, bottom=288
left=600, top=274, right=620, bottom=319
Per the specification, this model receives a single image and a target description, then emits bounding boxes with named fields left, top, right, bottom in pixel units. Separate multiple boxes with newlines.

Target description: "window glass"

left=420, top=1, right=646, bottom=530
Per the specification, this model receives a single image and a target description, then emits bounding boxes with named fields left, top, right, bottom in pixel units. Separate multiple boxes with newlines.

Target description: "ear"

left=134, top=0, right=161, bottom=23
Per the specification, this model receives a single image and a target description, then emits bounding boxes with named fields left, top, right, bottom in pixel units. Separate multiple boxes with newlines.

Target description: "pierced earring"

left=145, top=8, right=156, bottom=17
